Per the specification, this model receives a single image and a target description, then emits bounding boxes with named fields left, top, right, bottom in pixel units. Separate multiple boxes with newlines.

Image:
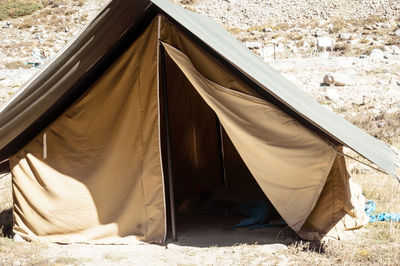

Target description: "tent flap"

left=162, top=42, right=337, bottom=231
left=152, top=0, right=400, bottom=179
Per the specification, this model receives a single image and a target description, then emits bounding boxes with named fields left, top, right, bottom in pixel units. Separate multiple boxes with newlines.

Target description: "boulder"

left=323, top=72, right=355, bottom=86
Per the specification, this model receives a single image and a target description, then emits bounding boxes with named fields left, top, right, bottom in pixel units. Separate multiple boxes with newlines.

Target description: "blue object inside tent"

left=233, top=200, right=286, bottom=229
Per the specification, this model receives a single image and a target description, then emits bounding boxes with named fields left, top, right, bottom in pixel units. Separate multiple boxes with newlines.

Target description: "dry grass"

left=1, top=165, right=400, bottom=264
left=0, top=0, right=42, bottom=20
left=178, top=0, right=198, bottom=5
left=346, top=108, right=400, bottom=144
left=277, top=171, right=400, bottom=264
left=0, top=0, right=85, bottom=21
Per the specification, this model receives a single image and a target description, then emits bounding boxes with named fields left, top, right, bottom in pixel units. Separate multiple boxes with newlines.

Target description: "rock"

left=2, top=22, right=12, bottom=28
left=327, top=23, right=334, bottom=33
left=245, top=42, right=262, bottom=49
left=263, top=27, right=273, bottom=32
left=394, top=29, right=400, bottom=37
left=323, top=72, right=355, bottom=86
left=386, top=107, right=399, bottom=115
left=339, top=33, right=352, bottom=40
left=314, top=29, right=328, bottom=37
left=388, top=88, right=400, bottom=97
left=13, top=234, right=25, bottom=242
left=393, top=29, right=400, bottom=36
left=12, top=260, right=22, bottom=266
left=370, top=108, right=381, bottom=117
left=325, top=88, right=340, bottom=101
left=392, top=45, right=400, bottom=55
left=257, top=244, right=288, bottom=253
left=276, top=36, right=285, bottom=43
left=370, top=48, right=384, bottom=58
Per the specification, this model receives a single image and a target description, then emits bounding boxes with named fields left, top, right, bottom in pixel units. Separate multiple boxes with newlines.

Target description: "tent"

left=0, top=0, right=399, bottom=244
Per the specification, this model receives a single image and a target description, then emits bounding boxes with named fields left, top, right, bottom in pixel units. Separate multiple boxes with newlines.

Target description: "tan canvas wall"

left=10, top=19, right=166, bottom=244
left=298, top=152, right=369, bottom=240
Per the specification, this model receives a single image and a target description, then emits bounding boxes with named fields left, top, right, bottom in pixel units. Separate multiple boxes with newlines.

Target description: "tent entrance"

left=159, top=44, right=283, bottom=243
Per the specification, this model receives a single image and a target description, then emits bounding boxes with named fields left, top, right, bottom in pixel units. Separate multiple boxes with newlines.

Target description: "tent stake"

left=159, top=44, right=177, bottom=242
left=216, top=117, right=227, bottom=187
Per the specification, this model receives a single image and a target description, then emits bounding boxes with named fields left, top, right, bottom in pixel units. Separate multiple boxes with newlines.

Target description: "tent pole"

left=159, top=44, right=177, bottom=242
left=216, top=117, right=228, bottom=187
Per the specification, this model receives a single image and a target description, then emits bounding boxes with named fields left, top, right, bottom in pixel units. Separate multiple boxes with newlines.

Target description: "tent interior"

left=161, top=52, right=285, bottom=243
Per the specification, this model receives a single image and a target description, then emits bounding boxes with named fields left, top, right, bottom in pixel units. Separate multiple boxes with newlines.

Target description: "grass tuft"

left=0, top=0, right=43, bottom=20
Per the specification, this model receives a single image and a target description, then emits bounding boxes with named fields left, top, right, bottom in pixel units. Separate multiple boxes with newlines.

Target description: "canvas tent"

left=0, top=0, right=399, bottom=244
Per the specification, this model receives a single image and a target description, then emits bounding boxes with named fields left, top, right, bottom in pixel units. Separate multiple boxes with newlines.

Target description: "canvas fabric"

left=11, top=19, right=165, bottom=244
left=162, top=42, right=337, bottom=231
left=298, top=152, right=370, bottom=240
left=10, top=16, right=367, bottom=243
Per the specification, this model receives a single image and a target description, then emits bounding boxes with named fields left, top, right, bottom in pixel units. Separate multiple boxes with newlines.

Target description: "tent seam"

left=157, top=15, right=168, bottom=244
left=137, top=33, right=149, bottom=240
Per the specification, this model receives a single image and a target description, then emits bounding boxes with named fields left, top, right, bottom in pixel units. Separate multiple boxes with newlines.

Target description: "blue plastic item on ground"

left=365, top=199, right=400, bottom=223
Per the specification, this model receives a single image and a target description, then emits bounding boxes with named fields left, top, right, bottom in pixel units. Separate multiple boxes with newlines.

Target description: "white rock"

left=392, top=45, right=400, bottom=55
left=370, top=48, right=385, bottom=58
left=258, top=244, right=288, bottom=253
left=349, top=39, right=358, bottom=45
left=339, top=33, right=352, bottom=40
left=276, top=36, right=286, bottom=43
left=263, top=27, right=273, bottom=32
left=386, top=107, right=399, bottom=114
left=323, top=72, right=355, bottom=86
left=261, top=46, right=275, bottom=59
left=325, top=88, right=340, bottom=101
left=371, top=108, right=381, bottom=117
left=388, top=88, right=400, bottom=97
left=394, top=29, right=400, bottom=37
left=13, top=234, right=25, bottom=242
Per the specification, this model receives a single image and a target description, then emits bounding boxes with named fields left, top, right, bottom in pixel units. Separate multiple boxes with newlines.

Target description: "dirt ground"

left=1, top=171, right=400, bottom=265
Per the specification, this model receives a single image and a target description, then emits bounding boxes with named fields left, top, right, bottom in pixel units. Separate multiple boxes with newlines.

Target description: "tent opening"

left=160, top=49, right=284, bottom=244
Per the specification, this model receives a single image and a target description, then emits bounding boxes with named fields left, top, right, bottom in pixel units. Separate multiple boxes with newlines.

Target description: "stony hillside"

left=180, top=0, right=400, bottom=27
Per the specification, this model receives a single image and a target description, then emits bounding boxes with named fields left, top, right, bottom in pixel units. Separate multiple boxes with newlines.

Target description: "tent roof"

left=0, top=0, right=399, bottom=179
